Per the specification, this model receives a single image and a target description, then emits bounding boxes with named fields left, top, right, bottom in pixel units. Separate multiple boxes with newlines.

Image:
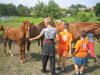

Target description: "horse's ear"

left=1, top=24, right=4, bottom=27
left=23, top=21, right=26, bottom=24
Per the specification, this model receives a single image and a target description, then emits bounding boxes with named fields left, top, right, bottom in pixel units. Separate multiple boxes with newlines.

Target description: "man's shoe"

left=51, top=72, right=56, bottom=75
left=41, top=69, right=46, bottom=73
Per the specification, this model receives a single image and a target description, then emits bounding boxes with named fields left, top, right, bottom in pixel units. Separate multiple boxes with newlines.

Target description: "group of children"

left=29, top=17, right=99, bottom=75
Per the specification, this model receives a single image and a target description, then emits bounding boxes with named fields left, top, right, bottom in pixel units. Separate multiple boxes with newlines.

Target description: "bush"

left=77, top=12, right=89, bottom=22
left=88, top=11, right=95, bottom=18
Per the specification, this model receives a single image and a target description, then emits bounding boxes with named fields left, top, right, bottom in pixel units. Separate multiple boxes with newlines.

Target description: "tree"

left=6, top=4, right=16, bottom=16
left=0, top=4, right=7, bottom=16
left=46, top=0, right=62, bottom=18
left=69, top=4, right=87, bottom=16
left=94, top=2, right=100, bottom=16
left=33, top=0, right=62, bottom=18
left=17, top=4, right=30, bottom=16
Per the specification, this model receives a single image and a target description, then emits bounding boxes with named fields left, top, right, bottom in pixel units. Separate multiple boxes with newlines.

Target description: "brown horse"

left=55, top=21, right=100, bottom=42
left=27, top=21, right=45, bottom=54
left=0, top=21, right=32, bottom=63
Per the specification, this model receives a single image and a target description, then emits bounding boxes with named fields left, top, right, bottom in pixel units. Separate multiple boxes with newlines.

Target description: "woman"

left=87, top=32, right=100, bottom=63
left=29, top=17, right=58, bottom=75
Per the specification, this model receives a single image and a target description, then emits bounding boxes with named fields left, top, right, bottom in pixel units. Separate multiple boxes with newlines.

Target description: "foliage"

left=17, top=4, right=30, bottom=16
left=0, top=4, right=8, bottom=16
left=0, top=3, right=30, bottom=16
left=33, top=0, right=62, bottom=18
left=94, top=2, right=100, bottom=17
left=6, top=4, right=16, bottom=16
left=67, top=4, right=87, bottom=16
left=88, top=11, right=95, bottom=18
left=70, top=4, right=86, bottom=9
left=77, top=12, right=89, bottom=22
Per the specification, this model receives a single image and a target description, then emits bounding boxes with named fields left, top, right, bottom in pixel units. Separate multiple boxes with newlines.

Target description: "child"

left=87, top=32, right=100, bottom=63
left=56, top=21, right=72, bottom=72
left=73, top=30, right=89, bottom=75
left=29, top=17, right=58, bottom=75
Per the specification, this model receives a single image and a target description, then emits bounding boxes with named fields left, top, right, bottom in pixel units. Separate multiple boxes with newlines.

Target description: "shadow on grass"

left=57, top=64, right=74, bottom=75
left=27, top=53, right=42, bottom=62
left=84, top=64, right=100, bottom=74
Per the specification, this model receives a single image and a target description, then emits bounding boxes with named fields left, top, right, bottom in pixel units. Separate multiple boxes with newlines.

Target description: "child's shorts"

left=57, top=49, right=69, bottom=57
left=74, top=56, right=88, bottom=66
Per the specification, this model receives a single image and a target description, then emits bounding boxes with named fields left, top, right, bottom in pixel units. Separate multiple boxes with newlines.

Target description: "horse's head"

left=23, top=21, right=33, bottom=39
left=94, top=28, right=100, bottom=42
left=0, top=25, right=4, bottom=31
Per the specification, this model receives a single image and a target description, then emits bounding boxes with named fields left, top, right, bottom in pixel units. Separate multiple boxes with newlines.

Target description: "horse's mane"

left=37, top=21, right=45, bottom=28
left=0, top=25, right=4, bottom=31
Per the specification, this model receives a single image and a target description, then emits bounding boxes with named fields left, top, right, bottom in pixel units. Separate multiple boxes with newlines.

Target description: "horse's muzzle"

left=26, top=35, right=30, bottom=39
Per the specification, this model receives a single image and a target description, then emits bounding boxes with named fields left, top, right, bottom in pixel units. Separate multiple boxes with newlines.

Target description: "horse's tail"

left=0, top=25, right=4, bottom=31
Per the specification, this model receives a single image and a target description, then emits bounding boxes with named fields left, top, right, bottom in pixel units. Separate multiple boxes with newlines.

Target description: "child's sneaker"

left=56, top=66, right=61, bottom=70
left=73, top=72, right=80, bottom=75
left=80, top=71, right=84, bottom=75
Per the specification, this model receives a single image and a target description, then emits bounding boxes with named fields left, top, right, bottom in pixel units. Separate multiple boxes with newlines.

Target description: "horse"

left=0, top=21, right=32, bottom=63
left=55, top=21, right=100, bottom=43
left=26, top=21, right=45, bottom=54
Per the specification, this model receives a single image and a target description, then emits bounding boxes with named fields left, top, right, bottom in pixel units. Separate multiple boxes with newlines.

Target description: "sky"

left=0, top=0, right=100, bottom=8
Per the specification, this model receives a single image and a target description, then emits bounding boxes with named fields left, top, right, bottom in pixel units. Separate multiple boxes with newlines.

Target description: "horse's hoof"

left=20, top=60, right=23, bottom=63
left=23, top=59, right=26, bottom=63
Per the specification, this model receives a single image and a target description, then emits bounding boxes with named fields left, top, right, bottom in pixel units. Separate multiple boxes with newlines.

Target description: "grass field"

left=0, top=16, right=100, bottom=75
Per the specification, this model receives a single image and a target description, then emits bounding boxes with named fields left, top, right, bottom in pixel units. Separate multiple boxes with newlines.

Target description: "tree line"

left=0, top=0, right=100, bottom=19
left=0, top=3, right=30, bottom=17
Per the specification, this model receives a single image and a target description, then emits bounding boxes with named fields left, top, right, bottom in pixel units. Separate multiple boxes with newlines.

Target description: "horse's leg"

left=3, top=37, right=8, bottom=56
left=8, top=39, right=13, bottom=56
left=18, top=40, right=23, bottom=63
left=27, top=40, right=31, bottom=57
left=22, top=40, right=26, bottom=62
left=37, top=39, right=40, bottom=53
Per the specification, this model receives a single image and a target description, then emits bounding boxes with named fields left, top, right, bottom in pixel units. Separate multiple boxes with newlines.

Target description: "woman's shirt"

left=87, top=33, right=94, bottom=42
